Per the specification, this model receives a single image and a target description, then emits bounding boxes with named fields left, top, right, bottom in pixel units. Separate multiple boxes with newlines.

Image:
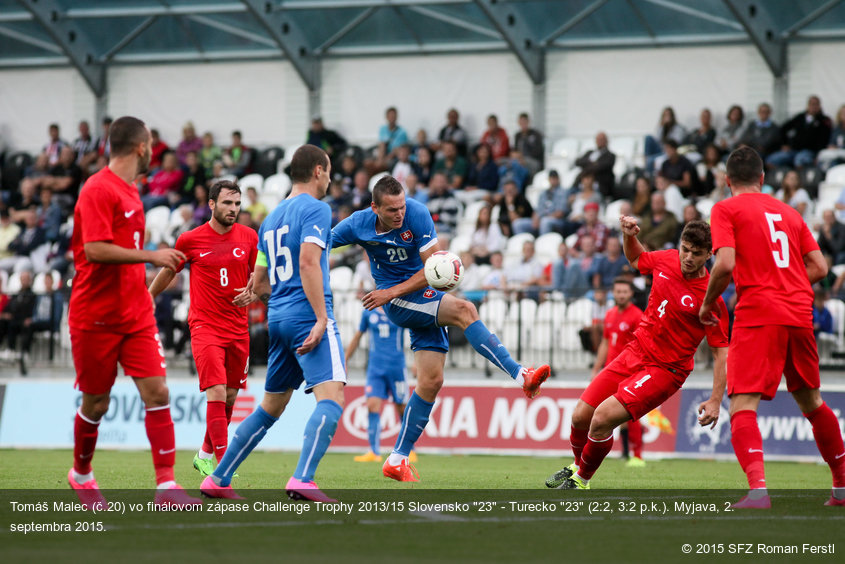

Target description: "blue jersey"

left=359, top=308, right=406, bottom=369
left=332, top=197, right=439, bottom=289
left=257, top=194, right=333, bottom=323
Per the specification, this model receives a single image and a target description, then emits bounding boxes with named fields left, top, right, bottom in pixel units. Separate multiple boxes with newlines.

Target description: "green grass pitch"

left=1, top=449, right=842, bottom=564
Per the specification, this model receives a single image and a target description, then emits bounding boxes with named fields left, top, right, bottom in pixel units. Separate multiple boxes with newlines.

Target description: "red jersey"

left=634, top=250, right=729, bottom=374
left=175, top=222, right=258, bottom=337
left=69, top=166, right=153, bottom=332
left=710, top=193, right=817, bottom=329
left=603, top=303, right=643, bottom=362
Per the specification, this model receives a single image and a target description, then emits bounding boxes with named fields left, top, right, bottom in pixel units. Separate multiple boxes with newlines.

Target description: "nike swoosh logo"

left=748, top=449, right=764, bottom=454
left=240, top=377, right=247, bottom=384
left=160, top=362, right=167, bottom=368
left=124, top=210, right=136, bottom=218
left=623, top=386, right=635, bottom=396
left=658, top=272, right=669, bottom=280
left=836, top=452, right=845, bottom=460
left=79, top=453, right=93, bottom=459
left=159, top=448, right=176, bottom=455
left=215, top=445, right=226, bottom=450
left=200, top=251, right=212, bottom=257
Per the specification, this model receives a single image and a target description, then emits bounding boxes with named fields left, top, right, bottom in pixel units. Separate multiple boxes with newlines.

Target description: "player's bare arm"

left=698, top=346, right=727, bottom=429
left=298, top=241, right=329, bottom=355
left=361, top=243, right=440, bottom=310
left=619, top=215, right=644, bottom=270
left=84, top=241, right=186, bottom=270
left=804, top=249, right=829, bottom=284
left=590, top=337, right=609, bottom=378
left=148, top=267, right=177, bottom=298
left=700, top=247, right=735, bottom=325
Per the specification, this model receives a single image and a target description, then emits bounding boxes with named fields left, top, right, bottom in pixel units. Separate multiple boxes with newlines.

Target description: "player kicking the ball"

left=332, top=175, right=549, bottom=482
left=546, top=217, right=729, bottom=489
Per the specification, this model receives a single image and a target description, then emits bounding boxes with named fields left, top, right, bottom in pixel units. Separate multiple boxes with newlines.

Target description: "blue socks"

left=294, top=399, right=343, bottom=482
left=464, top=320, right=522, bottom=379
left=393, top=392, right=434, bottom=456
left=213, top=405, right=277, bottom=487
left=368, top=411, right=380, bottom=454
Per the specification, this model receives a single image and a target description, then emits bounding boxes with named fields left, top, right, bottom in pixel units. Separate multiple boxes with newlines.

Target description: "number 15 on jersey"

left=264, top=226, right=293, bottom=284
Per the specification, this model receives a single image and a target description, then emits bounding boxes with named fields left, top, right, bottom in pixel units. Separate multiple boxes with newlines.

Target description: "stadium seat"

left=479, top=298, right=508, bottom=334
left=824, top=298, right=845, bottom=359
left=505, top=232, right=535, bottom=256
left=32, top=270, right=60, bottom=294
left=566, top=298, right=594, bottom=325
left=263, top=173, right=291, bottom=196
left=238, top=173, right=264, bottom=195
left=695, top=198, right=715, bottom=220
left=801, top=167, right=822, bottom=199
left=343, top=145, right=365, bottom=167
left=826, top=164, right=845, bottom=186
left=0, top=270, right=7, bottom=293
left=608, top=136, right=639, bottom=161
left=524, top=184, right=543, bottom=208
left=1, top=151, right=33, bottom=192
left=550, top=138, right=581, bottom=166
left=260, top=192, right=282, bottom=212
left=509, top=298, right=537, bottom=347
left=6, top=271, right=22, bottom=294
left=531, top=169, right=552, bottom=191
left=254, top=146, right=284, bottom=178
left=764, top=166, right=790, bottom=191
left=603, top=199, right=627, bottom=226
left=449, top=234, right=471, bottom=255
left=535, top=232, right=563, bottom=264
left=329, top=266, right=354, bottom=293
left=281, top=144, right=303, bottom=170
left=368, top=171, right=388, bottom=192
left=457, top=200, right=488, bottom=236
left=564, top=233, right=578, bottom=249
left=145, top=206, right=171, bottom=245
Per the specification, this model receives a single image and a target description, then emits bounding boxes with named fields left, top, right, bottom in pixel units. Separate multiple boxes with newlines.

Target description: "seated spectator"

left=326, top=180, right=352, bottom=226
left=412, top=128, right=430, bottom=154
left=469, top=204, right=504, bottom=264
left=391, top=144, right=414, bottom=187
left=738, top=102, right=781, bottom=159
left=817, top=209, right=845, bottom=265
left=466, top=143, right=499, bottom=194
left=569, top=172, right=601, bottom=222
left=170, top=204, right=195, bottom=242
left=150, top=128, right=170, bottom=170
left=481, top=251, right=507, bottom=294
left=244, top=186, right=268, bottom=226
left=695, top=144, right=723, bottom=196
left=514, top=112, right=544, bottom=175
left=591, top=237, right=628, bottom=289
left=481, top=114, right=510, bottom=162
left=654, top=173, right=687, bottom=220
left=507, top=240, right=545, bottom=297
left=497, top=179, right=533, bottom=236
left=306, top=116, right=347, bottom=163
left=404, top=173, right=428, bottom=204
left=497, top=149, right=530, bottom=191
left=79, top=116, right=111, bottom=173
left=715, top=104, right=745, bottom=154
left=813, top=287, right=835, bottom=359
left=377, top=106, right=409, bottom=164
left=8, top=177, right=42, bottom=223
left=632, top=176, right=653, bottom=217
left=638, top=192, right=679, bottom=251
left=412, top=145, right=434, bottom=187
left=20, top=271, right=63, bottom=375
left=645, top=106, right=687, bottom=172
left=31, top=146, right=82, bottom=214
left=181, top=150, right=206, bottom=203
left=0, top=210, right=21, bottom=261
left=683, top=108, right=716, bottom=156
left=433, top=108, right=468, bottom=157
left=575, top=202, right=610, bottom=253
left=0, top=270, right=36, bottom=364
left=237, top=209, right=255, bottom=230
left=176, top=121, right=203, bottom=165
left=710, top=167, right=731, bottom=202
left=143, top=151, right=184, bottom=210
left=336, top=152, right=358, bottom=192
left=42, top=123, right=68, bottom=167
left=72, top=120, right=96, bottom=166
left=433, top=140, right=467, bottom=190
left=574, top=131, right=616, bottom=199
left=223, top=130, right=253, bottom=177
left=426, top=172, right=461, bottom=236
left=199, top=132, right=223, bottom=178
left=37, top=187, right=62, bottom=243
left=350, top=170, right=373, bottom=212
left=817, top=103, right=845, bottom=172
left=774, top=170, right=811, bottom=223
left=192, top=184, right=212, bottom=226
left=767, top=95, right=832, bottom=168
left=552, top=242, right=590, bottom=300
left=532, top=169, right=573, bottom=236
left=0, top=209, right=45, bottom=273
left=659, top=139, right=698, bottom=197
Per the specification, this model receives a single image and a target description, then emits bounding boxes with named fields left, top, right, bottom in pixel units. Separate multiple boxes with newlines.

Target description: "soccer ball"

left=424, top=251, right=464, bottom=291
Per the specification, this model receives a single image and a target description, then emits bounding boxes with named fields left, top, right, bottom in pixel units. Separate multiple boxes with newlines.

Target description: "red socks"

left=570, top=425, right=589, bottom=466
left=731, top=410, right=766, bottom=489
left=628, top=418, right=643, bottom=459
left=578, top=435, right=614, bottom=480
left=73, top=409, right=100, bottom=474
left=145, top=405, right=176, bottom=484
left=202, top=402, right=235, bottom=458
left=206, top=401, right=229, bottom=462
left=804, top=403, right=845, bottom=487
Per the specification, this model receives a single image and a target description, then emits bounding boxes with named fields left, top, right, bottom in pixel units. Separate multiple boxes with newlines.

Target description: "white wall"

left=1, top=41, right=843, bottom=157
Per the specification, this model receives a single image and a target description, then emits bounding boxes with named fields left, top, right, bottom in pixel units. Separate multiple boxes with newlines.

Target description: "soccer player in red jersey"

left=700, top=146, right=845, bottom=508
left=590, top=277, right=646, bottom=466
left=149, top=180, right=258, bottom=478
left=546, top=218, right=729, bottom=489
left=67, top=116, right=201, bottom=508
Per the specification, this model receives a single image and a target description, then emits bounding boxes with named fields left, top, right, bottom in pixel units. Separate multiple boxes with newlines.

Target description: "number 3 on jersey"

left=765, top=212, right=789, bottom=268
left=263, top=225, right=293, bottom=284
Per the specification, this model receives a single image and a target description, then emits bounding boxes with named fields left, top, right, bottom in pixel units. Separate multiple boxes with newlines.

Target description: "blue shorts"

left=366, top=367, right=410, bottom=404
left=266, top=317, right=347, bottom=394
left=384, top=286, right=449, bottom=353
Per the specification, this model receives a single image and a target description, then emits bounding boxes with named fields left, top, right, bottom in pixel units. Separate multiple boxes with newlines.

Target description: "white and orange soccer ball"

left=424, top=250, right=464, bottom=292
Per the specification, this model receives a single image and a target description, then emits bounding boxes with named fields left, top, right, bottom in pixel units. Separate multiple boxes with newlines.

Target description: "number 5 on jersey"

left=264, top=225, right=293, bottom=284
left=765, top=212, right=790, bottom=268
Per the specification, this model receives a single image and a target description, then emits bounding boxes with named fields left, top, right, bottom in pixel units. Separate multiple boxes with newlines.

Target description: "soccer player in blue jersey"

left=345, top=307, right=412, bottom=462
left=332, top=175, right=550, bottom=481
left=201, top=145, right=345, bottom=503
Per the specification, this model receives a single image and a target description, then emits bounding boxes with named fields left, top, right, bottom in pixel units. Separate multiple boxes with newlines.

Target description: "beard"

left=214, top=207, right=236, bottom=227
left=137, top=147, right=152, bottom=175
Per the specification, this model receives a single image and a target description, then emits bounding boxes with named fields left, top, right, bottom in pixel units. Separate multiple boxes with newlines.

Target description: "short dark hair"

left=289, top=145, right=329, bottom=183
left=372, top=175, right=404, bottom=205
left=209, top=180, right=240, bottom=202
left=49, top=123, right=59, bottom=130
left=612, top=277, right=634, bottom=291
left=726, top=145, right=763, bottom=186
left=519, top=112, right=529, bottom=120
left=680, top=219, right=712, bottom=251
left=232, top=130, right=242, bottom=138
left=108, top=116, right=148, bottom=157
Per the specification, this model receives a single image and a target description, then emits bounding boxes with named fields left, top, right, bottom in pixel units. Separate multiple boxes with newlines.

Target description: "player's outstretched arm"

left=361, top=243, right=439, bottom=310
left=148, top=267, right=177, bottom=298
left=84, top=241, right=186, bottom=270
left=298, top=242, right=329, bottom=355
left=804, top=249, right=828, bottom=284
left=700, top=247, right=734, bottom=325
left=619, top=215, right=644, bottom=270
left=698, top=346, right=727, bottom=429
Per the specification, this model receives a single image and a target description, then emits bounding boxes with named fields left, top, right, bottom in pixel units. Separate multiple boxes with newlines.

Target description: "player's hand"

left=362, top=289, right=393, bottom=310
left=697, top=398, right=721, bottom=429
left=149, top=248, right=186, bottom=270
left=297, top=318, right=327, bottom=355
left=619, top=215, right=641, bottom=236
left=698, top=302, right=719, bottom=326
left=232, top=288, right=256, bottom=307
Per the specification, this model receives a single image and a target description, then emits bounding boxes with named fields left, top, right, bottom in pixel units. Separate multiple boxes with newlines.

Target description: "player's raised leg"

left=792, top=387, right=845, bottom=506
left=437, top=293, right=550, bottom=398
left=68, top=391, right=110, bottom=509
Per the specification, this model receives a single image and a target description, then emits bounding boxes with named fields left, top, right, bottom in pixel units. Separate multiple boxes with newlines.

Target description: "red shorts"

left=728, top=325, right=819, bottom=401
left=192, top=331, right=250, bottom=391
left=71, top=325, right=166, bottom=394
left=582, top=340, right=686, bottom=420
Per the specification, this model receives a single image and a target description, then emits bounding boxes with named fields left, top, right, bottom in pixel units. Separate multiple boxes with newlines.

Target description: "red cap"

left=584, top=202, right=600, bottom=212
